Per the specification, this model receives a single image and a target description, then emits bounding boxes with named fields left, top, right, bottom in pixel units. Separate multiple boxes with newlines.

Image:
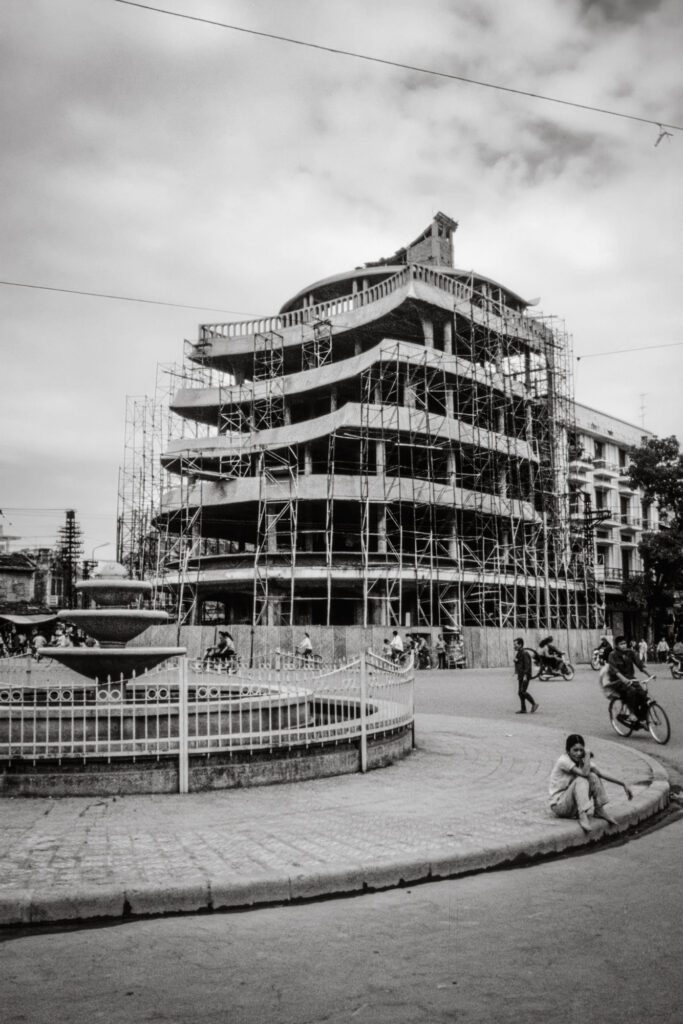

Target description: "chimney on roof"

left=405, top=212, right=458, bottom=267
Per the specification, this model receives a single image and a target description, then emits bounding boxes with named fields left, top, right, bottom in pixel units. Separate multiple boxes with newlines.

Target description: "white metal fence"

left=0, top=652, right=414, bottom=792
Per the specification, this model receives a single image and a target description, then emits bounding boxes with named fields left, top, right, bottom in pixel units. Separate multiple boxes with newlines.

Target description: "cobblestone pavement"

left=0, top=714, right=669, bottom=926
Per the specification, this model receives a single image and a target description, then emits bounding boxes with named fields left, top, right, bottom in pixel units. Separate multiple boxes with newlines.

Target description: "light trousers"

left=551, top=773, right=608, bottom=818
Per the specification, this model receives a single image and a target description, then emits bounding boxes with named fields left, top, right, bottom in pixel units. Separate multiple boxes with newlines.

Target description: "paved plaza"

left=0, top=711, right=669, bottom=928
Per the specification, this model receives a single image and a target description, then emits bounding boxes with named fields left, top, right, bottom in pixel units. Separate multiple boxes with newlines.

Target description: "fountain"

left=39, top=561, right=185, bottom=679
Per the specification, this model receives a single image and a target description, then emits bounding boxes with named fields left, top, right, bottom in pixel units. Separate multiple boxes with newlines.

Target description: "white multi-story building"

left=569, top=404, right=656, bottom=636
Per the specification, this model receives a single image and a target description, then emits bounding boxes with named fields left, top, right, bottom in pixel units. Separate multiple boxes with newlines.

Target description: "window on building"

left=621, top=549, right=631, bottom=579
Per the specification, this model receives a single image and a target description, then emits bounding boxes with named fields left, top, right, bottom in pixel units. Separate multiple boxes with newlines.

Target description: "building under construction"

left=118, top=214, right=604, bottom=634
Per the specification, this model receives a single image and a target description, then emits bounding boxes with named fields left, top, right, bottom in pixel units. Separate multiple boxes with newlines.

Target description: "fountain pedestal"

left=40, top=562, right=185, bottom=680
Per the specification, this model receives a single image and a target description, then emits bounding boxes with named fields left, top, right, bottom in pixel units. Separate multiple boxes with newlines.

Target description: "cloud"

left=1, top=0, right=681, bottom=554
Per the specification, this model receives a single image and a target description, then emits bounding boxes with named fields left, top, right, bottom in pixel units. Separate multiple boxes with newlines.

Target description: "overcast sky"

left=1, top=0, right=681, bottom=558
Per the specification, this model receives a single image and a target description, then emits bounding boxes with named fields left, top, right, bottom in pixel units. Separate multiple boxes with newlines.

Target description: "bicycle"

left=190, top=655, right=242, bottom=676
left=607, top=675, right=671, bottom=745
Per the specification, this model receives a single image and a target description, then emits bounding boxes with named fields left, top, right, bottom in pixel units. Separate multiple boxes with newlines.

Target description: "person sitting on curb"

left=513, top=637, right=538, bottom=714
left=549, top=733, right=633, bottom=833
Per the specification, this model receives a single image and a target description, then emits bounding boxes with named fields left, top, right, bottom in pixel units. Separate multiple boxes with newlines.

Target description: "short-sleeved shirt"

left=608, top=648, right=642, bottom=682
left=390, top=635, right=403, bottom=652
left=549, top=753, right=595, bottom=806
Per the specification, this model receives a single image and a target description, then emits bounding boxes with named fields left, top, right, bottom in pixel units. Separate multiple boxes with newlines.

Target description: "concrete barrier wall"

left=131, top=625, right=602, bottom=668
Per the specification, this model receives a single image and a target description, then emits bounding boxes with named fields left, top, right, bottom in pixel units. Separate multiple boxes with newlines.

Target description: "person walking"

left=435, top=633, right=446, bottom=670
left=637, top=637, right=648, bottom=665
left=513, top=638, right=538, bottom=714
left=656, top=637, right=670, bottom=663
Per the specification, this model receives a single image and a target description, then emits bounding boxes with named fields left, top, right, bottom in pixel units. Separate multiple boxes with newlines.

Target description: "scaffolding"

left=119, top=237, right=599, bottom=634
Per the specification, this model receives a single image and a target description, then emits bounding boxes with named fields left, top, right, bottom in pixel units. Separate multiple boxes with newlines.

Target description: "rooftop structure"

left=119, top=215, right=603, bottom=633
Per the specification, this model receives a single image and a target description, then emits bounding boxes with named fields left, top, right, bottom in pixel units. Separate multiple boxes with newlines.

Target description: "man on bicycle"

left=389, top=630, right=404, bottom=664
left=604, top=635, right=650, bottom=722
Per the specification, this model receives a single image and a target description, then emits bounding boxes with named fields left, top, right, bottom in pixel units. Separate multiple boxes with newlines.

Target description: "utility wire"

left=113, top=0, right=682, bottom=132
left=576, top=341, right=683, bottom=360
left=0, top=279, right=261, bottom=317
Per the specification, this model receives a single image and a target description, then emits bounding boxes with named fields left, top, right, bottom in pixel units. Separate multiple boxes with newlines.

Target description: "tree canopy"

left=624, top=435, right=683, bottom=635
left=627, top=435, right=683, bottom=522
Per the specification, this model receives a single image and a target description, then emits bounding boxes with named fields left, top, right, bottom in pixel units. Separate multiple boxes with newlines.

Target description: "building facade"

left=147, top=215, right=608, bottom=633
left=569, top=404, right=656, bottom=637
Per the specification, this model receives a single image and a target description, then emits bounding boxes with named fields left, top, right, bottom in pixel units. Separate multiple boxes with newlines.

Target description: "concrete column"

left=266, top=514, right=278, bottom=554
left=330, top=386, right=338, bottom=412
left=377, top=506, right=387, bottom=554
left=446, top=386, right=455, bottom=417
left=443, top=318, right=453, bottom=355
left=304, top=444, right=313, bottom=475
left=284, top=403, right=292, bottom=426
left=419, top=314, right=434, bottom=349
left=376, top=440, right=385, bottom=476
left=448, top=519, right=458, bottom=560
left=498, top=464, right=509, bottom=498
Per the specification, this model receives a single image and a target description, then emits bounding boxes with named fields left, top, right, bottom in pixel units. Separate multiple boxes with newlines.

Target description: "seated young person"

left=549, top=733, right=632, bottom=833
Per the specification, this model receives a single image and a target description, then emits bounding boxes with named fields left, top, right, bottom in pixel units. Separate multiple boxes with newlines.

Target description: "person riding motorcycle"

left=537, top=636, right=563, bottom=674
left=604, top=635, right=650, bottom=722
left=597, top=635, right=613, bottom=658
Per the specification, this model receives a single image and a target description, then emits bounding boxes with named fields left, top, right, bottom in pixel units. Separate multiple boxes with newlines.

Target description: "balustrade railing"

left=198, top=264, right=552, bottom=347
left=0, top=653, right=414, bottom=792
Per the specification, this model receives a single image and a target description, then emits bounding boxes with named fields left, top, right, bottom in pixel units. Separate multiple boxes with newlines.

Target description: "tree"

left=627, top=435, right=683, bottom=523
left=625, top=436, right=683, bottom=636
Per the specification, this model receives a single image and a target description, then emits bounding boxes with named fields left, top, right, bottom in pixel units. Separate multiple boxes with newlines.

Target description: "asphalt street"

left=2, top=663, right=682, bottom=1024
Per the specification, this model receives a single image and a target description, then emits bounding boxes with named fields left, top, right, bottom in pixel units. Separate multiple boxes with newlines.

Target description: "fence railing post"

left=178, top=657, right=189, bottom=794
left=359, top=649, right=368, bottom=773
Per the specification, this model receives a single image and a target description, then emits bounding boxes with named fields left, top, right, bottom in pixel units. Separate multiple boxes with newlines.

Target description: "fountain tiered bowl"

left=40, top=562, right=185, bottom=680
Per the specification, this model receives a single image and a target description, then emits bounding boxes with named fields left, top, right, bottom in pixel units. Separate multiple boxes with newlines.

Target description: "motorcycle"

left=531, top=650, right=575, bottom=681
left=590, top=647, right=609, bottom=671
left=667, top=652, right=683, bottom=680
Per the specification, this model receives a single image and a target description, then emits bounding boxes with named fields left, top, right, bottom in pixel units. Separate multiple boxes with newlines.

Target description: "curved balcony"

left=159, top=474, right=541, bottom=525
left=191, top=264, right=555, bottom=369
left=161, top=403, right=539, bottom=476
left=171, top=338, right=526, bottom=425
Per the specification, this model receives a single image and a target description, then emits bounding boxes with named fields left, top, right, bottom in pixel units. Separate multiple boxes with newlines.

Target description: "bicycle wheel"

left=646, top=702, right=671, bottom=744
left=561, top=662, right=575, bottom=681
left=609, top=697, right=634, bottom=737
left=590, top=652, right=601, bottom=671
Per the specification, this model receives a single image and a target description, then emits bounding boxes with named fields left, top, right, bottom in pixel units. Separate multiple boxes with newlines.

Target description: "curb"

left=0, top=765, right=670, bottom=928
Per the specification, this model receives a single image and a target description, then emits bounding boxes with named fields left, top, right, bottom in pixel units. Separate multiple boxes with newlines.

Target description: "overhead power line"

left=576, top=341, right=683, bottom=360
left=0, top=279, right=261, bottom=317
left=113, top=0, right=682, bottom=132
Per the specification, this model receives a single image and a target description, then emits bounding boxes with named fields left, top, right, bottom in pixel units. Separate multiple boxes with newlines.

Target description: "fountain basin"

left=57, top=609, right=169, bottom=646
left=38, top=647, right=186, bottom=680
left=77, top=579, right=153, bottom=608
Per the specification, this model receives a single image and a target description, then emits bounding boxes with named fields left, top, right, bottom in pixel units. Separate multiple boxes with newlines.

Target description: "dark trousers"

left=516, top=673, right=535, bottom=710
